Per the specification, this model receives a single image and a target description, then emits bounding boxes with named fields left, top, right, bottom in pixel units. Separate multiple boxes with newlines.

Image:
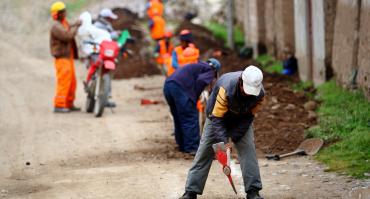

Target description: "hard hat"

left=164, top=31, right=173, bottom=38
left=179, top=29, right=193, bottom=42
left=183, top=47, right=197, bottom=57
left=242, top=65, right=263, bottom=96
left=50, top=1, right=66, bottom=14
left=100, top=8, right=118, bottom=20
left=180, top=29, right=191, bottom=35
left=207, top=58, right=221, bottom=71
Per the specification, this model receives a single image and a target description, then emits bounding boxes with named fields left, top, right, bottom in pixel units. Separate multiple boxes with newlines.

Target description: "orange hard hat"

left=183, top=47, right=197, bottom=57
left=164, top=31, right=173, bottom=38
left=180, top=29, right=191, bottom=35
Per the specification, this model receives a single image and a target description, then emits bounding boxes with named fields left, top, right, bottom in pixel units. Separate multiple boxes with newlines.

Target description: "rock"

left=271, top=104, right=280, bottom=110
left=261, top=163, right=269, bottom=167
left=364, top=173, right=370, bottom=177
left=271, top=96, right=278, bottom=104
left=286, top=104, right=296, bottom=110
left=307, top=111, right=317, bottom=120
left=304, top=101, right=317, bottom=111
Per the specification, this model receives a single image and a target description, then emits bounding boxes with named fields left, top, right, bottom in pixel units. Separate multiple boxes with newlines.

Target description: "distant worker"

left=154, top=31, right=174, bottom=75
left=94, top=8, right=120, bottom=40
left=163, top=58, right=221, bottom=154
left=282, top=48, right=298, bottom=76
left=179, top=66, right=265, bottom=199
left=171, top=29, right=200, bottom=73
left=49, top=1, right=81, bottom=113
left=146, top=0, right=164, bottom=18
left=94, top=8, right=120, bottom=108
left=149, top=11, right=166, bottom=41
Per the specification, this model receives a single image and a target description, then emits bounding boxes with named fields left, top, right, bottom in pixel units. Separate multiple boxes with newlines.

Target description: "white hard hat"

left=100, top=8, right=118, bottom=20
left=242, top=65, right=263, bottom=96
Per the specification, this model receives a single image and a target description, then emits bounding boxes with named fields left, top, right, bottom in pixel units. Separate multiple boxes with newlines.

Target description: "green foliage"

left=255, top=54, right=283, bottom=74
left=66, top=0, right=88, bottom=14
left=292, top=81, right=314, bottom=92
left=204, top=21, right=245, bottom=48
left=307, top=81, right=370, bottom=178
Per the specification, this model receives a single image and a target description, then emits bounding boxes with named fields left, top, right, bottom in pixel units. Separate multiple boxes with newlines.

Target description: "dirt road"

left=0, top=1, right=369, bottom=198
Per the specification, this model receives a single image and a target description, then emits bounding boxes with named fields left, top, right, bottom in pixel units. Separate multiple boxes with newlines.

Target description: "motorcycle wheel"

left=94, top=73, right=110, bottom=117
left=85, top=78, right=96, bottom=113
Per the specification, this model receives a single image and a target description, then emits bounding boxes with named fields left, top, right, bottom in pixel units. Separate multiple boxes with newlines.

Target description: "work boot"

left=105, top=100, right=116, bottom=108
left=70, top=106, right=81, bottom=112
left=246, top=190, right=264, bottom=199
left=179, top=191, right=197, bottom=199
left=54, top=107, right=70, bottom=113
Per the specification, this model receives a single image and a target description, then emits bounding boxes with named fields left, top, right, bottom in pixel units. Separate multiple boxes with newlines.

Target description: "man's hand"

left=75, top=20, right=82, bottom=27
left=225, top=142, right=232, bottom=151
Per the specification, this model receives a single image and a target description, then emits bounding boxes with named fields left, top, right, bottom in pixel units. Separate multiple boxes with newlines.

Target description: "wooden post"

left=227, top=0, right=235, bottom=50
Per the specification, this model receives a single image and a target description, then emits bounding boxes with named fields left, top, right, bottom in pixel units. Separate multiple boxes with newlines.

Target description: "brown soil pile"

left=111, top=8, right=160, bottom=79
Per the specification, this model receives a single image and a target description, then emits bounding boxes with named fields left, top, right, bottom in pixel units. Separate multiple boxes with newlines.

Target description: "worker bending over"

left=163, top=58, right=221, bottom=154
left=180, top=66, right=265, bottom=199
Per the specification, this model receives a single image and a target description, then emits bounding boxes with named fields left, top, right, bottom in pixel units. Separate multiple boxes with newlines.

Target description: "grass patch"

left=66, top=0, right=89, bottom=14
left=204, top=21, right=245, bottom=48
left=255, top=54, right=283, bottom=74
left=306, top=81, right=370, bottom=178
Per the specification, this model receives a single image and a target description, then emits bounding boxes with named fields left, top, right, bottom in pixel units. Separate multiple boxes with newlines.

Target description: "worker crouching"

left=163, top=58, right=221, bottom=154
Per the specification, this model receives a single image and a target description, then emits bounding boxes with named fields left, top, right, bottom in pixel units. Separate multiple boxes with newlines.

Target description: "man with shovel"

left=179, top=66, right=265, bottom=199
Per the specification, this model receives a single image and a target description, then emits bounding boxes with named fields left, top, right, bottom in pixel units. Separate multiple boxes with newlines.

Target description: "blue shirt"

left=166, top=62, right=216, bottom=103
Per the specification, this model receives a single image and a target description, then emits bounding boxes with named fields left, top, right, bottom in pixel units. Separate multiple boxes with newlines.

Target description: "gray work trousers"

left=185, top=118, right=262, bottom=194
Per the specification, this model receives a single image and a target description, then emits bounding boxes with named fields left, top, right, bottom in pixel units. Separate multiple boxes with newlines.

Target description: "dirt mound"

left=254, top=74, right=317, bottom=154
left=111, top=8, right=160, bottom=79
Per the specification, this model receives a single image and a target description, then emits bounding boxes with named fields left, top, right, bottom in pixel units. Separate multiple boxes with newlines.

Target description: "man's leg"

left=184, top=118, right=215, bottom=194
left=176, top=98, right=200, bottom=153
left=67, top=59, right=76, bottom=108
left=163, top=83, right=184, bottom=151
left=234, top=125, right=262, bottom=193
left=54, top=58, right=72, bottom=109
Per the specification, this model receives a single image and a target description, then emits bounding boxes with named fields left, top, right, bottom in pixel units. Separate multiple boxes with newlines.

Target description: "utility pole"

left=227, top=0, right=235, bottom=50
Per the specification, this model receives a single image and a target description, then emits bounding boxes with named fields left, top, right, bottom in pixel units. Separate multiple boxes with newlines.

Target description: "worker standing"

left=154, top=31, right=174, bottom=75
left=179, top=66, right=265, bottom=199
left=163, top=58, right=221, bottom=154
left=50, top=1, right=81, bottom=113
left=171, top=29, right=200, bottom=73
left=149, top=11, right=166, bottom=41
left=146, top=0, right=164, bottom=19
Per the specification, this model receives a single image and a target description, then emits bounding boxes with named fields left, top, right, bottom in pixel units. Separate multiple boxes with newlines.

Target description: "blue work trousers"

left=163, top=81, right=200, bottom=153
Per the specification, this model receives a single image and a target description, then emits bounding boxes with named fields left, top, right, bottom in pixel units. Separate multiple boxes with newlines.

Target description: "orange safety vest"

left=173, top=44, right=199, bottom=67
left=150, top=15, right=165, bottom=40
left=156, top=39, right=173, bottom=64
left=147, top=0, right=164, bottom=18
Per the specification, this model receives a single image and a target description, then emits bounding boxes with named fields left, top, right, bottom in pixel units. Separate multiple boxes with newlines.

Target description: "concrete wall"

left=312, top=0, right=326, bottom=85
left=294, top=0, right=311, bottom=82
left=332, top=0, right=361, bottom=86
left=274, top=0, right=295, bottom=59
left=357, top=0, right=370, bottom=97
left=264, top=0, right=277, bottom=56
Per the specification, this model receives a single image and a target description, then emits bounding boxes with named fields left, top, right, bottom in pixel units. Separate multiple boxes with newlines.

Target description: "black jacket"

left=206, top=71, right=265, bottom=143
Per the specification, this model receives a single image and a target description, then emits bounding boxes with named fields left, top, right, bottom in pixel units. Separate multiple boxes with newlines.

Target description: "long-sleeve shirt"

left=205, top=72, right=265, bottom=143
left=165, top=62, right=216, bottom=103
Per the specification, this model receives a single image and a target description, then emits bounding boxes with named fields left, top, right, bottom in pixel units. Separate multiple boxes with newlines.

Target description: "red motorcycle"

left=85, top=40, right=119, bottom=117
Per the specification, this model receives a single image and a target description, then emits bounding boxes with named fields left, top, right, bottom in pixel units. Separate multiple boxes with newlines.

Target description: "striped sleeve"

left=212, top=87, right=228, bottom=117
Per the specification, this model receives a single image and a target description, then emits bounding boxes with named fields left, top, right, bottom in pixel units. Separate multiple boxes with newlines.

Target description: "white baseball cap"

left=242, top=65, right=263, bottom=96
left=100, top=8, right=118, bottom=20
